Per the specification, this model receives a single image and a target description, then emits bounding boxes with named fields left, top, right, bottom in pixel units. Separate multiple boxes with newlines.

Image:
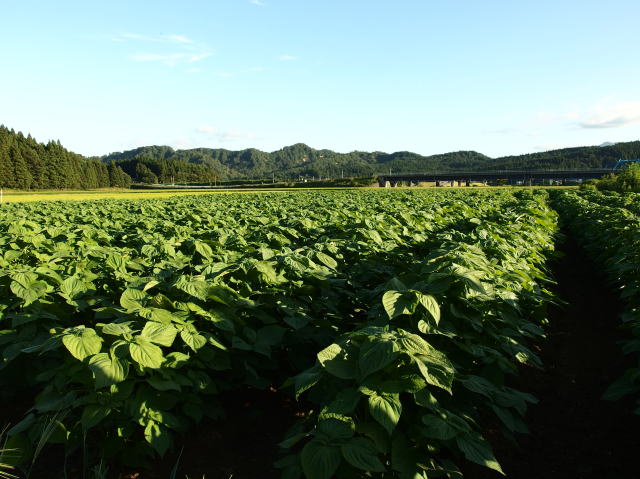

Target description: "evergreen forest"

left=1, top=125, right=640, bottom=189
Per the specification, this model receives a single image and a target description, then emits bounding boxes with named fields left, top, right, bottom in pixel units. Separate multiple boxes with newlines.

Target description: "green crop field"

left=0, top=188, right=637, bottom=478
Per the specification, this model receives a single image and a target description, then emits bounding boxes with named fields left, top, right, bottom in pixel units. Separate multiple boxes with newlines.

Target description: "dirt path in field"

left=468, top=232, right=640, bottom=479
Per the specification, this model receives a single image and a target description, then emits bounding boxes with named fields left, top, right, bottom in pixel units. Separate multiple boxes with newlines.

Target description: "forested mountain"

left=102, top=140, right=640, bottom=182
left=0, top=126, right=130, bottom=189
left=2, top=124, right=640, bottom=188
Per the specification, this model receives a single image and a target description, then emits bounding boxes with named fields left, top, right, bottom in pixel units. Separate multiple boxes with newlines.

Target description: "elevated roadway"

left=378, top=169, right=612, bottom=187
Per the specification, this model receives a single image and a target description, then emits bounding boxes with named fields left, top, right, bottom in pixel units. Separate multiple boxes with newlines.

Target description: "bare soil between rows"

left=463, top=231, right=640, bottom=479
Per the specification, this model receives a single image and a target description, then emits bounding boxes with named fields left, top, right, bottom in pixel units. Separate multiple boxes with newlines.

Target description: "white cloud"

left=577, top=101, right=640, bottom=129
left=250, top=0, right=267, bottom=6
left=533, top=99, right=640, bottom=130
left=165, top=34, right=192, bottom=44
left=112, top=32, right=212, bottom=67
left=279, top=54, right=297, bottom=61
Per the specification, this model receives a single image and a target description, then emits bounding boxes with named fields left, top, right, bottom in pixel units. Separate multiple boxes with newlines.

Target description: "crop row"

left=0, top=189, right=558, bottom=477
left=553, top=190, right=640, bottom=414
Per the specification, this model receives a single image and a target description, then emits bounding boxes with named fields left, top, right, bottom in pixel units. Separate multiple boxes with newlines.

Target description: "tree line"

left=3, top=124, right=640, bottom=189
left=0, top=126, right=130, bottom=189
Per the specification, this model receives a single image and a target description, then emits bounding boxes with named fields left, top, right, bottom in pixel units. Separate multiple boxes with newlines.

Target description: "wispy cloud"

left=279, top=54, right=297, bottom=61
left=576, top=101, right=640, bottom=129
left=112, top=32, right=213, bottom=67
left=533, top=99, right=640, bottom=130
left=250, top=0, right=267, bottom=6
left=196, top=125, right=255, bottom=141
left=165, top=34, right=192, bottom=44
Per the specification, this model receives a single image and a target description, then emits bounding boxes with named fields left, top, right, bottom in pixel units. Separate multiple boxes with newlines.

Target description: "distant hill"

left=1, top=124, right=639, bottom=188
left=102, top=140, right=640, bottom=183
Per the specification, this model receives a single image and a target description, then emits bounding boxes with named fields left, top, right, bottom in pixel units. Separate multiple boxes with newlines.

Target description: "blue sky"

left=1, top=0, right=639, bottom=158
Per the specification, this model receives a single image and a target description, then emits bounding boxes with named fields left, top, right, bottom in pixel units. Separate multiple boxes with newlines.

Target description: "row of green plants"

left=553, top=190, right=640, bottom=414
left=279, top=190, right=558, bottom=479
left=0, top=189, right=558, bottom=477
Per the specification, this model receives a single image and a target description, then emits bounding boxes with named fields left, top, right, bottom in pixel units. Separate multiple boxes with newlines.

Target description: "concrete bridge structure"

left=378, top=169, right=613, bottom=187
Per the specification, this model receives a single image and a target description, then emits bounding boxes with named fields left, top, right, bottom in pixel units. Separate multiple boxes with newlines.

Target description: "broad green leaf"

left=141, top=322, right=177, bottom=347
left=294, top=365, right=322, bottom=399
left=129, top=338, right=164, bottom=369
left=340, top=437, right=385, bottom=472
left=326, top=388, right=361, bottom=415
left=62, top=328, right=103, bottom=361
left=316, top=251, right=338, bottom=270
left=60, top=277, right=87, bottom=299
left=451, top=265, right=487, bottom=294
left=379, top=374, right=426, bottom=394
left=391, top=432, right=420, bottom=474
left=81, top=404, right=111, bottom=430
left=456, top=435, right=504, bottom=475
left=180, top=329, right=207, bottom=352
left=318, top=343, right=342, bottom=363
left=359, top=339, right=397, bottom=379
left=603, top=371, right=638, bottom=401
left=382, top=291, right=403, bottom=319
left=413, top=389, right=439, bottom=410
left=317, top=343, right=356, bottom=379
left=418, top=293, right=440, bottom=324
left=317, top=417, right=354, bottom=441
left=194, top=240, right=214, bottom=260
left=147, top=376, right=182, bottom=392
left=143, top=280, right=160, bottom=292
left=279, top=432, right=309, bottom=449
left=120, top=288, right=147, bottom=310
left=356, top=421, right=390, bottom=454
left=300, top=440, right=341, bottom=479
left=382, top=291, right=416, bottom=319
left=7, top=413, right=35, bottom=436
left=144, top=421, right=171, bottom=457
left=397, top=330, right=432, bottom=356
left=175, top=276, right=209, bottom=300
left=421, top=414, right=457, bottom=440
left=88, top=352, right=128, bottom=388
left=368, top=393, right=402, bottom=435
left=10, top=273, right=51, bottom=306
left=253, top=261, right=279, bottom=284
left=414, top=349, right=455, bottom=393
left=101, top=322, right=133, bottom=336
